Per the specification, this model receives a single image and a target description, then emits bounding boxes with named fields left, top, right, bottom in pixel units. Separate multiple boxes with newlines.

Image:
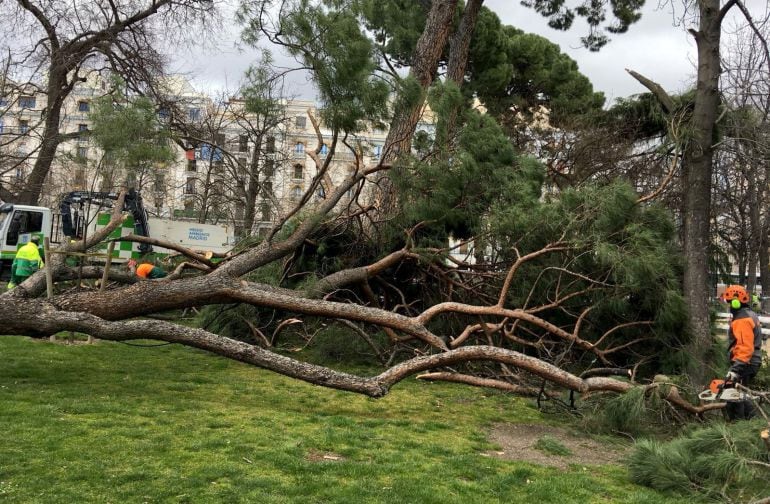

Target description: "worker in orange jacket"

left=721, top=285, right=764, bottom=420
left=127, top=259, right=167, bottom=279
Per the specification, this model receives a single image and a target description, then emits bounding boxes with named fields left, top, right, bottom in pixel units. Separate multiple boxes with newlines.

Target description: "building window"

left=316, top=185, right=326, bottom=200
left=158, top=108, right=169, bottom=120
left=213, top=160, right=224, bottom=173
left=78, top=101, right=90, bottom=112
left=0, top=119, right=3, bottom=133
left=263, top=181, right=272, bottom=194
left=200, top=143, right=222, bottom=162
left=0, top=98, right=7, bottom=107
left=19, top=120, right=29, bottom=134
left=264, top=159, right=274, bottom=177
left=78, top=123, right=88, bottom=141
left=320, top=143, right=328, bottom=155
left=183, top=200, right=195, bottom=216
left=76, top=146, right=87, bottom=159
left=260, top=202, right=271, bottom=221
left=373, top=144, right=382, bottom=158
left=214, top=133, right=225, bottom=146
left=185, top=177, right=196, bottom=194
left=15, top=167, right=24, bottom=181
left=187, top=159, right=197, bottom=172
left=238, top=135, right=248, bottom=152
left=266, top=136, right=275, bottom=153
left=75, top=168, right=86, bottom=188
left=18, top=96, right=35, bottom=109
left=290, top=186, right=302, bottom=200
left=295, top=116, right=306, bottom=128
left=154, top=173, right=165, bottom=192
left=293, top=164, right=303, bottom=179
left=294, top=142, right=305, bottom=155
left=188, top=108, right=200, bottom=121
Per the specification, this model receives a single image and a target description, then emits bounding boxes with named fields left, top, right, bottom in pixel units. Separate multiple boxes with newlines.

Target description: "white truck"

left=0, top=190, right=234, bottom=278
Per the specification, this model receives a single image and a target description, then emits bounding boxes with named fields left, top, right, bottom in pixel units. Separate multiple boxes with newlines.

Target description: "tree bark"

left=382, top=0, right=458, bottom=162
left=441, top=0, right=484, bottom=144
left=446, top=0, right=483, bottom=85
left=17, top=73, right=66, bottom=204
left=682, top=0, right=725, bottom=386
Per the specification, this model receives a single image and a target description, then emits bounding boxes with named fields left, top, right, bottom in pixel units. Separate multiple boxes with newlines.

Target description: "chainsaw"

left=698, top=379, right=757, bottom=402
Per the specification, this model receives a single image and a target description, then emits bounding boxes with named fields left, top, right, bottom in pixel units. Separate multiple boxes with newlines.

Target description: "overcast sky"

left=171, top=1, right=757, bottom=107
left=486, top=0, right=698, bottom=104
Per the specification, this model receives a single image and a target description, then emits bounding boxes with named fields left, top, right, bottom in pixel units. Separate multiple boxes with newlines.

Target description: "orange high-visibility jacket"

left=728, top=308, right=763, bottom=369
left=136, top=263, right=155, bottom=279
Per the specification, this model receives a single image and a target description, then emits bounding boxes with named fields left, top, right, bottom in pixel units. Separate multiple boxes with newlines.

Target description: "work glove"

left=725, top=370, right=740, bottom=382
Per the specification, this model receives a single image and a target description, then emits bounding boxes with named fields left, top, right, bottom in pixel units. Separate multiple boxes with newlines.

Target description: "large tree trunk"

left=446, top=0, right=483, bottom=85
left=382, top=0, right=458, bottom=162
left=242, top=139, right=262, bottom=235
left=16, top=73, right=67, bottom=205
left=441, top=0, right=484, bottom=144
left=683, top=0, right=723, bottom=386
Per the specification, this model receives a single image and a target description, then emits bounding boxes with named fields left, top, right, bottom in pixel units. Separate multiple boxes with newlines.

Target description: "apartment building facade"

left=0, top=74, right=396, bottom=239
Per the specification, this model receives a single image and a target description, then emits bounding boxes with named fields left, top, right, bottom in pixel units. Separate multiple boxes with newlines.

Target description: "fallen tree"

left=0, top=161, right=714, bottom=417
left=0, top=0, right=720, bottom=420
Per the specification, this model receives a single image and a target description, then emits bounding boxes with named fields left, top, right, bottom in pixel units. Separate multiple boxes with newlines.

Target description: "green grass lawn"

left=0, top=337, right=696, bottom=503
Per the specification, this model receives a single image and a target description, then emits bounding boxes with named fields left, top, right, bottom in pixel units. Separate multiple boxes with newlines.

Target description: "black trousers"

left=725, top=364, right=760, bottom=421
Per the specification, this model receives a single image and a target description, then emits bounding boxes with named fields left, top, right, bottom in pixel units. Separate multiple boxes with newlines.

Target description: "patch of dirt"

left=305, top=449, right=345, bottom=463
left=485, top=423, right=629, bottom=469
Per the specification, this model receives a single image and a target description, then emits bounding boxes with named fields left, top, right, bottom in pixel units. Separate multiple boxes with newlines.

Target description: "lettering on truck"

left=188, top=228, right=210, bottom=241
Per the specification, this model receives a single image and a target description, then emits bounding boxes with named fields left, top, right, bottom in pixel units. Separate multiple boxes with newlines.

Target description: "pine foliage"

left=89, top=77, right=175, bottom=170
left=629, top=421, right=770, bottom=500
left=489, top=181, right=687, bottom=372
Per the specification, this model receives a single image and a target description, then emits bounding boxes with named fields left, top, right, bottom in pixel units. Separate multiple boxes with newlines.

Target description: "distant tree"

left=88, top=78, right=175, bottom=195
left=232, top=62, right=289, bottom=236
left=164, top=62, right=289, bottom=232
left=718, top=21, right=770, bottom=304
left=468, top=14, right=605, bottom=126
left=0, top=0, right=215, bottom=205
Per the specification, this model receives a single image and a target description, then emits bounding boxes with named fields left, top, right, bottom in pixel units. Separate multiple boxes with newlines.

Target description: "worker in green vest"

left=6, top=235, right=44, bottom=290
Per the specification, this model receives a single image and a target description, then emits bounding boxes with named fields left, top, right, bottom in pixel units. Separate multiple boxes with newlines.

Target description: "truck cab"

left=0, top=203, right=52, bottom=279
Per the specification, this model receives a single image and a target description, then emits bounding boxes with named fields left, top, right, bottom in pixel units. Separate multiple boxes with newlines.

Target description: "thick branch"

left=116, top=234, right=217, bottom=269
left=417, top=372, right=557, bottom=397
left=625, top=68, right=676, bottom=114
